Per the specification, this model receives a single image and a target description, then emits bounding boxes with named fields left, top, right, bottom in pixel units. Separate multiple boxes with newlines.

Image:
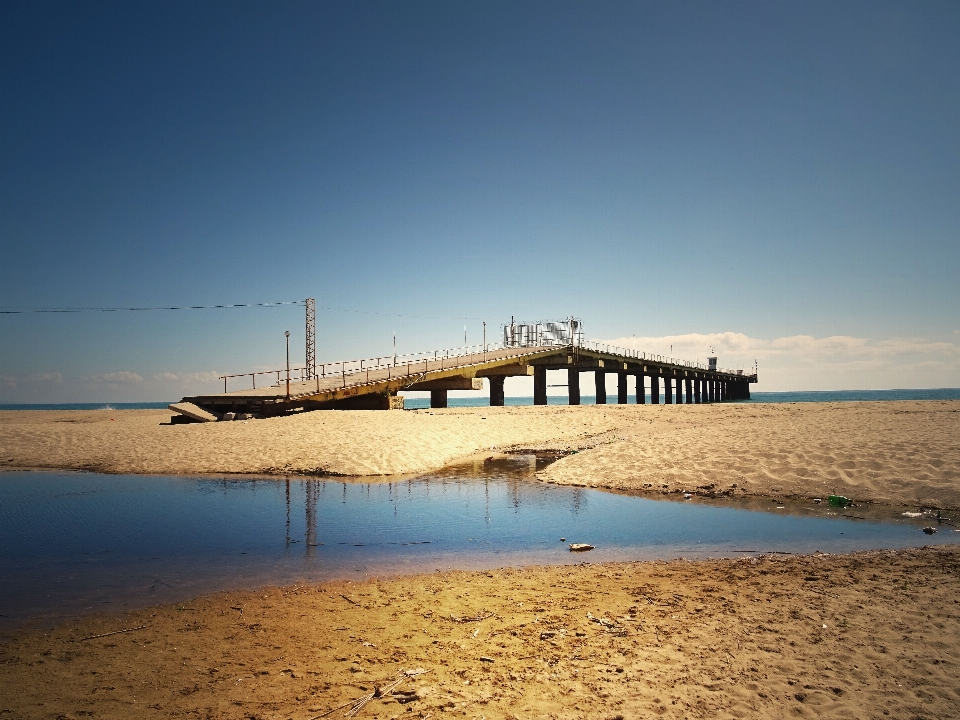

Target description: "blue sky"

left=2, top=1, right=958, bottom=401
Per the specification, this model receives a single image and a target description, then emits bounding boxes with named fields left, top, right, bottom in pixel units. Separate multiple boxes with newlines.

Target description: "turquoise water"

left=402, top=387, right=960, bottom=409
left=1, top=459, right=956, bottom=632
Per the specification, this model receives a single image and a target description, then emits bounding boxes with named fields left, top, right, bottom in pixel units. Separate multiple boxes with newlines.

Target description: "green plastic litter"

left=828, top=494, right=851, bottom=507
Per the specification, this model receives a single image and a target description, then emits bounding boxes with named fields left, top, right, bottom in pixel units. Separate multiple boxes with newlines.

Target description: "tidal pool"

left=1, top=456, right=955, bottom=632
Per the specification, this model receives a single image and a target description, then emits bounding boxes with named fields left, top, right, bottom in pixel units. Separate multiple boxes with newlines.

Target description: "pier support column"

left=720, top=381, right=726, bottom=402
left=595, top=371, right=607, bottom=404
left=618, top=372, right=628, bottom=404
left=675, top=376, right=682, bottom=404
left=685, top=378, right=693, bottom=404
left=489, top=376, right=505, bottom=407
left=745, top=381, right=751, bottom=400
left=708, top=379, right=715, bottom=403
left=568, top=368, right=580, bottom=405
left=534, top=366, right=547, bottom=406
left=635, top=374, right=645, bottom=404
left=664, top=376, right=673, bottom=404
left=430, top=389, right=448, bottom=409
left=694, top=378, right=701, bottom=404
left=650, top=374, right=660, bottom=404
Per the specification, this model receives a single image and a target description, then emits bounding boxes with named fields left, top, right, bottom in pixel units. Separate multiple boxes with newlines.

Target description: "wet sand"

left=2, top=400, right=959, bottom=509
left=1, top=546, right=958, bottom=719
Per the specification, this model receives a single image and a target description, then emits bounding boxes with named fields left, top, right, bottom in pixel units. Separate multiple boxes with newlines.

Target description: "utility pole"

left=284, top=330, right=291, bottom=400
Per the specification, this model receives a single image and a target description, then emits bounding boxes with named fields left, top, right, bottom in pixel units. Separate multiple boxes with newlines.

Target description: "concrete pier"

left=534, top=366, right=547, bottom=406
left=595, top=370, right=607, bottom=404
left=568, top=368, right=581, bottom=405
left=174, top=341, right=757, bottom=420
left=489, top=376, right=505, bottom=407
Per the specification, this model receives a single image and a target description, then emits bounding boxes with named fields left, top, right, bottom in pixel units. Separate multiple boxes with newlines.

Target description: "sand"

left=2, top=400, right=959, bottom=509
left=539, top=400, right=960, bottom=510
left=3, top=402, right=960, bottom=717
left=0, top=406, right=621, bottom=477
left=1, top=546, right=958, bottom=719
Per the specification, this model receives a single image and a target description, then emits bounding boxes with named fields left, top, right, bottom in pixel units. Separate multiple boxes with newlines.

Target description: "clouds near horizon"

left=599, top=332, right=960, bottom=391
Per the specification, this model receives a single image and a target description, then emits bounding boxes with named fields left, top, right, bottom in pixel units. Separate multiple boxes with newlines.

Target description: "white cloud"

left=0, top=368, right=224, bottom=403
left=96, top=371, right=144, bottom=384
left=596, top=332, right=960, bottom=391
left=151, top=370, right=221, bottom=385
left=0, top=372, right=65, bottom=389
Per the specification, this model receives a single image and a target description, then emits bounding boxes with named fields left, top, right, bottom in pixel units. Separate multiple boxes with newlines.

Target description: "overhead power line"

left=0, top=301, right=304, bottom=314
left=1, top=300, right=486, bottom=321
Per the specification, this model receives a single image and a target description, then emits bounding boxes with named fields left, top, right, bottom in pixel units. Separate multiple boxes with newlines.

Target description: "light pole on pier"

left=285, top=330, right=291, bottom=400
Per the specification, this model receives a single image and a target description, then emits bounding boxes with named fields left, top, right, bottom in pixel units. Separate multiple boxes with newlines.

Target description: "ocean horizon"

left=2, top=387, right=959, bottom=412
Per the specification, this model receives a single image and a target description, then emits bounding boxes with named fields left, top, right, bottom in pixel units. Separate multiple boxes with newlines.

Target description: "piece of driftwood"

left=340, top=594, right=361, bottom=606
left=77, top=625, right=147, bottom=642
left=310, top=668, right=427, bottom=719
left=569, top=543, right=595, bottom=552
left=346, top=669, right=428, bottom=718
left=587, top=612, right=615, bottom=627
left=447, top=612, right=494, bottom=623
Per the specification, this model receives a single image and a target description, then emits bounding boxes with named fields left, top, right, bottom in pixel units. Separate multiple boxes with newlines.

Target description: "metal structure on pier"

left=304, top=297, right=316, bottom=381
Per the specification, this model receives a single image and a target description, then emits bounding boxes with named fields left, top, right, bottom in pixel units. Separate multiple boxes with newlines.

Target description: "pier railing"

left=219, top=341, right=514, bottom=392
left=219, top=340, right=748, bottom=393
left=577, top=340, right=745, bottom=376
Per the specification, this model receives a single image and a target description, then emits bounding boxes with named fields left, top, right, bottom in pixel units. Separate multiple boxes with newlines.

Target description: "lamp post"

left=285, top=330, right=291, bottom=400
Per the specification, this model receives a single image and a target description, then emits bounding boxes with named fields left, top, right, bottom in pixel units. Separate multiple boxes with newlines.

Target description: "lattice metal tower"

left=305, top=298, right=316, bottom=380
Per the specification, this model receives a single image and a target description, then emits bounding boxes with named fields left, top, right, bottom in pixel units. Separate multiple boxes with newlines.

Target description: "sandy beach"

left=2, top=402, right=960, bottom=717
left=1, top=546, right=957, bottom=719
left=540, top=400, right=960, bottom=510
left=2, top=400, right=959, bottom=509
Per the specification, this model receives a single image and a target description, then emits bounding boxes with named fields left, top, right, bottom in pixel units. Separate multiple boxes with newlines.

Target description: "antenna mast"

left=305, top=298, right=316, bottom=380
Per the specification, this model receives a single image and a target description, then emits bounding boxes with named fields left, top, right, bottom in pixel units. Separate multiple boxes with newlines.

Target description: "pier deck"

left=172, top=342, right=757, bottom=420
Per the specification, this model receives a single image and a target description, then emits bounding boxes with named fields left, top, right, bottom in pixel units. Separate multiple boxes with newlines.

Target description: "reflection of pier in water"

left=277, top=454, right=585, bottom=551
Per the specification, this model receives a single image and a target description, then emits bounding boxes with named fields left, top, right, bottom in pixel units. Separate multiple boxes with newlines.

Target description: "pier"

left=170, top=318, right=757, bottom=421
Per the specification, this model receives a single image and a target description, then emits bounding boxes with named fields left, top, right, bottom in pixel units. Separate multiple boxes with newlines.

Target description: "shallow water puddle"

left=0, top=456, right=955, bottom=632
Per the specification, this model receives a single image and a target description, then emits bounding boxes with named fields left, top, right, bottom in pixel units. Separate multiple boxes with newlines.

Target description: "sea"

left=2, top=388, right=959, bottom=411
left=401, top=387, right=960, bottom=410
